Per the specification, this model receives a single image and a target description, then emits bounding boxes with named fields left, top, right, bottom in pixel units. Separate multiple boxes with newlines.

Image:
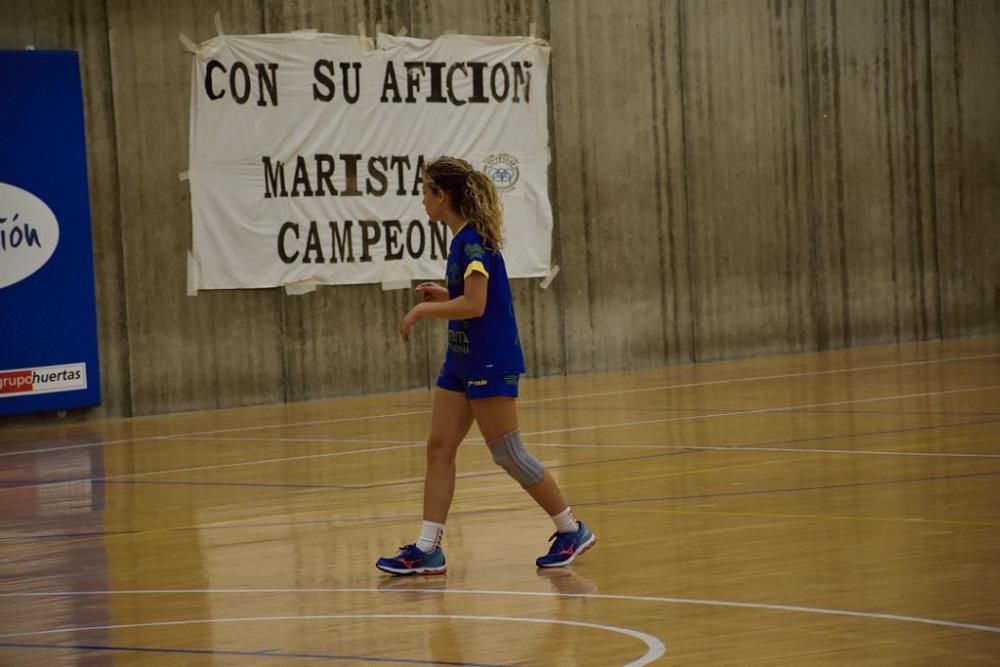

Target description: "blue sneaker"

left=536, top=521, right=596, bottom=568
left=376, top=544, right=447, bottom=575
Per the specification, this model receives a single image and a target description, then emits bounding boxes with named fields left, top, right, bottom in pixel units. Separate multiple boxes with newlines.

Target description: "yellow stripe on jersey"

left=464, top=260, right=489, bottom=279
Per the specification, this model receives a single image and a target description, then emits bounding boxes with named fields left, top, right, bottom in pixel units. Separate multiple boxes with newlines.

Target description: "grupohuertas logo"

left=483, top=153, right=520, bottom=193
left=0, top=183, right=59, bottom=289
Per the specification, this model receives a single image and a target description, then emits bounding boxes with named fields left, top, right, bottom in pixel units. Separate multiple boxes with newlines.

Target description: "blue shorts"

left=436, top=368, right=520, bottom=399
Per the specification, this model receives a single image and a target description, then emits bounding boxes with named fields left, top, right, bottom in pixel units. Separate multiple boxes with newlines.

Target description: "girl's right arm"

left=399, top=274, right=487, bottom=342
left=415, top=282, right=449, bottom=302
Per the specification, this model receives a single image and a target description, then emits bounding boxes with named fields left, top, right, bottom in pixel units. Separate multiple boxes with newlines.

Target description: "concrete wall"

left=2, top=0, right=997, bottom=418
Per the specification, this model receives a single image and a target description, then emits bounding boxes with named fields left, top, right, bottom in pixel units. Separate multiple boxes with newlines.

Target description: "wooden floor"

left=1, top=336, right=999, bottom=666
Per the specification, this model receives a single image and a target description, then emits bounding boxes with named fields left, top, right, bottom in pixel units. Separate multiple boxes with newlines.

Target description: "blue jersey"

left=443, top=224, right=525, bottom=378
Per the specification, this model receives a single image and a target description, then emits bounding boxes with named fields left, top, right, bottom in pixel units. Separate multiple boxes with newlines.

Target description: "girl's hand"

left=415, top=282, right=448, bottom=303
left=399, top=304, right=425, bottom=343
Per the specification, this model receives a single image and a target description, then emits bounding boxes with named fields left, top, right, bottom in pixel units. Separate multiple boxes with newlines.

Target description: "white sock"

left=552, top=507, right=579, bottom=534
left=415, top=520, right=445, bottom=553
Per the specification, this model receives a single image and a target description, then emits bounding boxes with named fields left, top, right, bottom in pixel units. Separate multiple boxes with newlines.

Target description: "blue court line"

left=573, top=469, right=1000, bottom=507
left=0, top=451, right=692, bottom=493
left=3, top=419, right=999, bottom=544
left=100, top=479, right=359, bottom=489
left=6, top=469, right=1000, bottom=545
left=352, top=450, right=694, bottom=490
left=0, top=519, right=385, bottom=543
left=0, top=478, right=356, bottom=490
left=2, top=415, right=997, bottom=494
left=0, top=641, right=512, bottom=666
left=0, top=530, right=136, bottom=542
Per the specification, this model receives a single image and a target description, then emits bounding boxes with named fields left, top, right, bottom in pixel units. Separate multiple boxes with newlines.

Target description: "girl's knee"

left=426, top=438, right=458, bottom=465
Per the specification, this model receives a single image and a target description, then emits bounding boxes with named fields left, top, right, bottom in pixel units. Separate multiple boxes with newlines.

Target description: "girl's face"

left=422, top=181, right=447, bottom=221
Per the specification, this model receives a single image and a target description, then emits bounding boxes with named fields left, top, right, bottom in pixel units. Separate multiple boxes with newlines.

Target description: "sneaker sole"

left=375, top=563, right=447, bottom=576
left=537, top=534, right=597, bottom=568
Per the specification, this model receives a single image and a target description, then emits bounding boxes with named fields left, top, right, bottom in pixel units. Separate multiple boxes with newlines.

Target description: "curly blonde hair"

left=423, top=156, right=504, bottom=250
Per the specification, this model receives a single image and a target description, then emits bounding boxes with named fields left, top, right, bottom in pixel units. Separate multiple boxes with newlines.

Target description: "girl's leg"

left=471, top=395, right=595, bottom=568
left=423, top=386, right=475, bottom=523
left=375, top=386, right=472, bottom=575
left=469, top=396, right=569, bottom=516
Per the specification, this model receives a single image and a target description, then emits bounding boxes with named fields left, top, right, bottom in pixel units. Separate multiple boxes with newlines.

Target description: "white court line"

left=94, top=442, right=425, bottom=481
left=134, top=436, right=1000, bottom=487
left=7, top=385, right=996, bottom=485
left=522, top=352, right=1000, bottom=405
left=148, top=435, right=1000, bottom=461
left=0, top=613, right=664, bottom=667
left=0, top=410, right=429, bottom=458
left=523, top=385, right=1000, bottom=437
left=1, top=587, right=997, bottom=637
left=162, top=436, right=416, bottom=444
left=0, top=613, right=661, bottom=665
left=528, top=441, right=1000, bottom=460
left=3, top=352, right=998, bottom=459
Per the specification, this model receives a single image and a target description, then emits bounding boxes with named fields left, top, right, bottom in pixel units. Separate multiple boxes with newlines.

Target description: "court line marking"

left=136, top=416, right=1000, bottom=467
left=570, top=470, right=1000, bottom=507
left=5, top=414, right=1000, bottom=493
left=2, top=351, right=998, bottom=458
left=0, top=640, right=510, bottom=667
left=62, top=386, right=1000, bottom=479
left=0, top=410, right=430, bottom=458
left=518, top=404, right=1000, bottom=417
left=520, top=352, right=1000, bottom=405
left=1, top=588, right=997, bottom=637
left=0, top=613, right=664, bottom=667
left=522, top=385, right=1000, bottom=437
left=2, top=437, right=991, bottom=495
left=165, top=436, right=418, bottom=444
left=6, top=468, right=1000, bottom=547
left=8, top=467, right=1000, bottom=545
left=0, top=442, right=424, bottom=488
left=99, top=442, right=424, bottom=481
left=583, top=504, right=1000, bottom=529
left=529, top=439, right=1000, bottom=459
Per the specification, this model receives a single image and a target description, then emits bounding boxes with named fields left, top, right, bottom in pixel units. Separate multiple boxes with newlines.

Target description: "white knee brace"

left=487, top=430, right=544, bottom=488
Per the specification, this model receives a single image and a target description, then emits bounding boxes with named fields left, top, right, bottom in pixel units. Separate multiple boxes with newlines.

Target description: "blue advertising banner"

left=0, top=51, right=101, bottom=415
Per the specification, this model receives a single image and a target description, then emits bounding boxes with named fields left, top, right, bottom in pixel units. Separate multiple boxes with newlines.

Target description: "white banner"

left=187, top=32, right=552, bottom=290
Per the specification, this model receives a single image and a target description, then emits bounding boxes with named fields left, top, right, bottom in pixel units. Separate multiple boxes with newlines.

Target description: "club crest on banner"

left=483, top=153, right=520, bottom=193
